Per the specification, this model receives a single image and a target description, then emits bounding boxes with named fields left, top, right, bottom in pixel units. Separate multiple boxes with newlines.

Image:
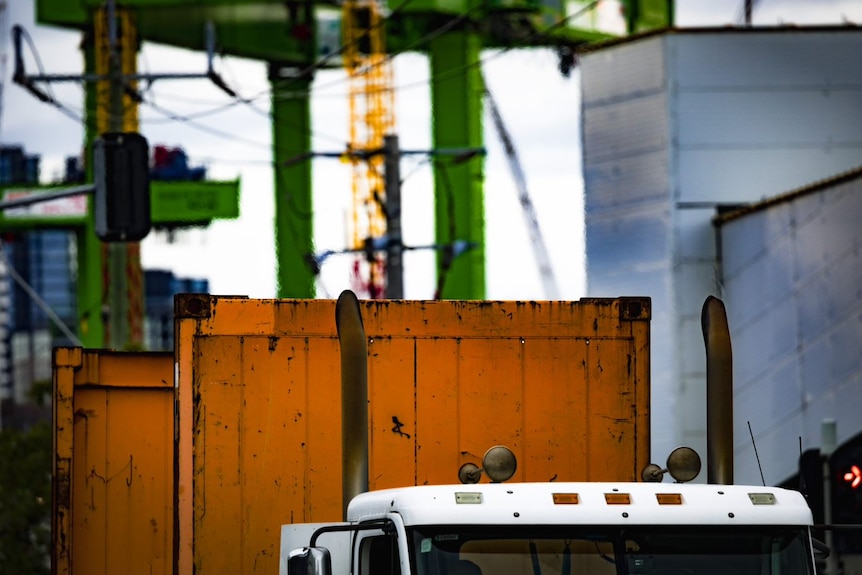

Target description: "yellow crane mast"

left=342, top=0, right=395, bottom=299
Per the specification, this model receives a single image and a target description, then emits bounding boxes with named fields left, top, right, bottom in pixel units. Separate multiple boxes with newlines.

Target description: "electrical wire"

left=43, top=97, right=88, bottom=126
left=141, top=98, right=273, bottom=150
left=204, top=52, right=349, bottom=145
left=21, top=0, right=600, bottom=148
left=0, top=244, right=83, bottom=347
left=12, top=23, right=344, bottom=149
left=309, top=0, right=489, bottom=96
left=379, top=0, right=603, bottom=95
left=271, top=0, right=600, bottom=101
left=163, top=0, right=424, bottom=148
left=17, top=0, right=602, bottom=165
left=236, top=0, right=422, bottom=104
left=13, top=26, right=88, bottom=126
left=188, top=155, right=278, bottom=167
left=18, top=25, right=56, bottom=102
left=131, top=47, right=347, bottom=144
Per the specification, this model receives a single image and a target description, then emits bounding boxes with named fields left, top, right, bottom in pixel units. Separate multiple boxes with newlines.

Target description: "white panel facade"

left=719, top=172, right=862, bottom=485
left=581, top=34, right=678, bottom=459
left=581, top=28, right=862, bottom=479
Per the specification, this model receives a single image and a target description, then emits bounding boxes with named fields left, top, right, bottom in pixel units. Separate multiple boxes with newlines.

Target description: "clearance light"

left=553, top=493, right=580, bottom=504
left=455, top=492, right=483, bottom=504
left=605, top=493, right=631, bottom=505
left=656, top=493, right=682, bottom=505
left=748, top=493, right=776, bottom=505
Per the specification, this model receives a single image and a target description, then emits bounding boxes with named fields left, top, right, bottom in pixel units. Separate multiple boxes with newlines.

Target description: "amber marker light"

left=604, top=493, right=631, bottom=504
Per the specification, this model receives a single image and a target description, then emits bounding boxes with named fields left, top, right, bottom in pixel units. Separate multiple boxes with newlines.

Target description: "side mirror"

left=811, top=538, right=831, bottom=559
left=288, top=547, right=332, bottom=575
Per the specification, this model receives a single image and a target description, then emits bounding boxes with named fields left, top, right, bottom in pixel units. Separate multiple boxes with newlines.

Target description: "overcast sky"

left=2, top=0, right=860, bottom=299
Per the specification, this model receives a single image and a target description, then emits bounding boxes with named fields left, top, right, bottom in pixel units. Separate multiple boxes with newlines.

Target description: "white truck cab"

left=280, top=481, right=818, bottom=575
left=283, top=295, right=821, bottom=575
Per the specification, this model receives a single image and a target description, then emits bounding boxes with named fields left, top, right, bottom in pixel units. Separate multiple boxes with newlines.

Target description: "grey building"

left=580, top=27, right=862, bottom=479
left=716, top=168, right=862, bottom=486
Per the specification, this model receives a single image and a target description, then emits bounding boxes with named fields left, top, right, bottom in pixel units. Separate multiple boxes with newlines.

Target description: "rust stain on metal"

left=175, top=293, right=213, bottom=319
left=619, top=297, right=650, bottom=320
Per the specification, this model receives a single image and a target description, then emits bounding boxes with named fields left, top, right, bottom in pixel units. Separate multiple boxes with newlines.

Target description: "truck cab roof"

left=347, top=482, right=813, bottom=527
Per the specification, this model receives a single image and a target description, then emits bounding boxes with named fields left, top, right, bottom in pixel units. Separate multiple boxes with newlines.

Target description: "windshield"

left=410, top=526, right=813, bottom=575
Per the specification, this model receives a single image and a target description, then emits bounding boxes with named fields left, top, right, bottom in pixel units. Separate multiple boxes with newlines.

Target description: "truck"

left=50, top=292, right=822, bottom=574
left=278, top=293, right=822, bottom=575
left=52, top=293, right=651, bottom=575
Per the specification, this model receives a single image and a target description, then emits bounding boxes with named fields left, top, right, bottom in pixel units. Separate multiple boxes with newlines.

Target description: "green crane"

left=35, top=0, right=672, bottom=303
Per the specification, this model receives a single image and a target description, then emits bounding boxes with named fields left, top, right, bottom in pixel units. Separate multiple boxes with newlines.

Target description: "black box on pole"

left=94, top=132, right=151, bottom=242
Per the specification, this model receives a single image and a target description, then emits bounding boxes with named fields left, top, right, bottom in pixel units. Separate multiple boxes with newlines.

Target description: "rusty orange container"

left=52, top=296, right=650, bottom=575
left=172, top=295, right=651, bottom=575
left=52, top=348, right=174, bottom=575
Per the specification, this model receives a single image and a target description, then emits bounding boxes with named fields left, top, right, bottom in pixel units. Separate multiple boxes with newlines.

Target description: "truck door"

left=359, top=532, right=402, bottom=575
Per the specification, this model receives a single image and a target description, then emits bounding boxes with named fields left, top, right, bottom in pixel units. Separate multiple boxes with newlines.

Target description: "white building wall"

left=581, top=36, right=677, bottom=460
left=581, top=28, right=862, bottom=479
left=719, top=172, right=862, bottom=485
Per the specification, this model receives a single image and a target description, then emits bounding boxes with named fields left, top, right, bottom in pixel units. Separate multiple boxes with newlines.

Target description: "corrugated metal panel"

left=52, top=348, right=174, bottom=575
left=586, top=203, right=670, bottom=276
left=670, top=31, right=862, bottom=204
left=582, top=92, right=669, bottom=164
left=676, top=145, right=862, bottom=204
left=670, top=31, right=862, bottom=89
left=676, top=91, right=862, bottom=148
left=583, top=150, right=670, bottom=213
left=580, top=33, right=677, bottom=461
left=582, top=28, right=862, bottom=464
left=720, top=173, right=862, bottom=484
left=580, top=35, right=665, bottom=105
left=174, top=296, right=651, bottom=575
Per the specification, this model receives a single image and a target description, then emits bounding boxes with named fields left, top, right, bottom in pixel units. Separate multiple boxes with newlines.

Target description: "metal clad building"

left=580, top=27, right=862, bottom=474
left=717, top=169, right=862, bottom=484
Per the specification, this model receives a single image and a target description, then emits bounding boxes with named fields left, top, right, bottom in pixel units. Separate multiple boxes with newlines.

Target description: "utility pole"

left=822, top=419, right=839, bottom=575
left=298, top=142, right=483, bottom=297
left=383, top=134, right=403, bottom=299
left=14, top=17, right=239, bottom=349
left=98, top=2, right=143, bottom=350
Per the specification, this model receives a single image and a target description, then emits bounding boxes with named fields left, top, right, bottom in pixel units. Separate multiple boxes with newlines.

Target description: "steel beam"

left=271, top=66, right=316, bottom=298
left=429, top=30, right=485, bottom=299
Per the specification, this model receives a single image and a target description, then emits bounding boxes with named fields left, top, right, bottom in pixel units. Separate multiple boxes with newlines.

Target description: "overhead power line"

left=299, top=0, right=601, bottom=98
left=13, top=0, right=603, bottom=162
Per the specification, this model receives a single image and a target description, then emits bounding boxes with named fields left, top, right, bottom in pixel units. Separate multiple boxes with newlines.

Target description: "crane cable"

left=482, top=74, right=560, bottom=300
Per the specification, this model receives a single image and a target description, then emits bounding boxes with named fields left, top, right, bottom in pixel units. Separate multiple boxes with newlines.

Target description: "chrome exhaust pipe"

left=702, top=296, right=734, bottom=485
left=336, top=290, right=368, bottom=519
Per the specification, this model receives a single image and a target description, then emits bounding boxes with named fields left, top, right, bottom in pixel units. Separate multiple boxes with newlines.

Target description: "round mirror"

left=483, top=445, right=517, bottom=483
left=640, top=463, right=664, bottom=483
left=458, top=462, right=482, bottom=484
left=667, top=446, right=701, bottom=483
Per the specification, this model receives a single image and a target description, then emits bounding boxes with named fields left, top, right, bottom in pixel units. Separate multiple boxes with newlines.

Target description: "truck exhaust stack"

left=336, top=290, right=369, bottom=520
left=702, top=296, right=734, bottom=485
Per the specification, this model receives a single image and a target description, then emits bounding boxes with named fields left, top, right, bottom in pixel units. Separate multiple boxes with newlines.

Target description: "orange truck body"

left=52, top=295, right=651, bottom=575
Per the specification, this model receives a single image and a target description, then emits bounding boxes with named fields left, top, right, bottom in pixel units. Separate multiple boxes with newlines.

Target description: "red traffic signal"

left=844, top=464, right=862, bottom=489
left=830, top=431, right=862, bottom=553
